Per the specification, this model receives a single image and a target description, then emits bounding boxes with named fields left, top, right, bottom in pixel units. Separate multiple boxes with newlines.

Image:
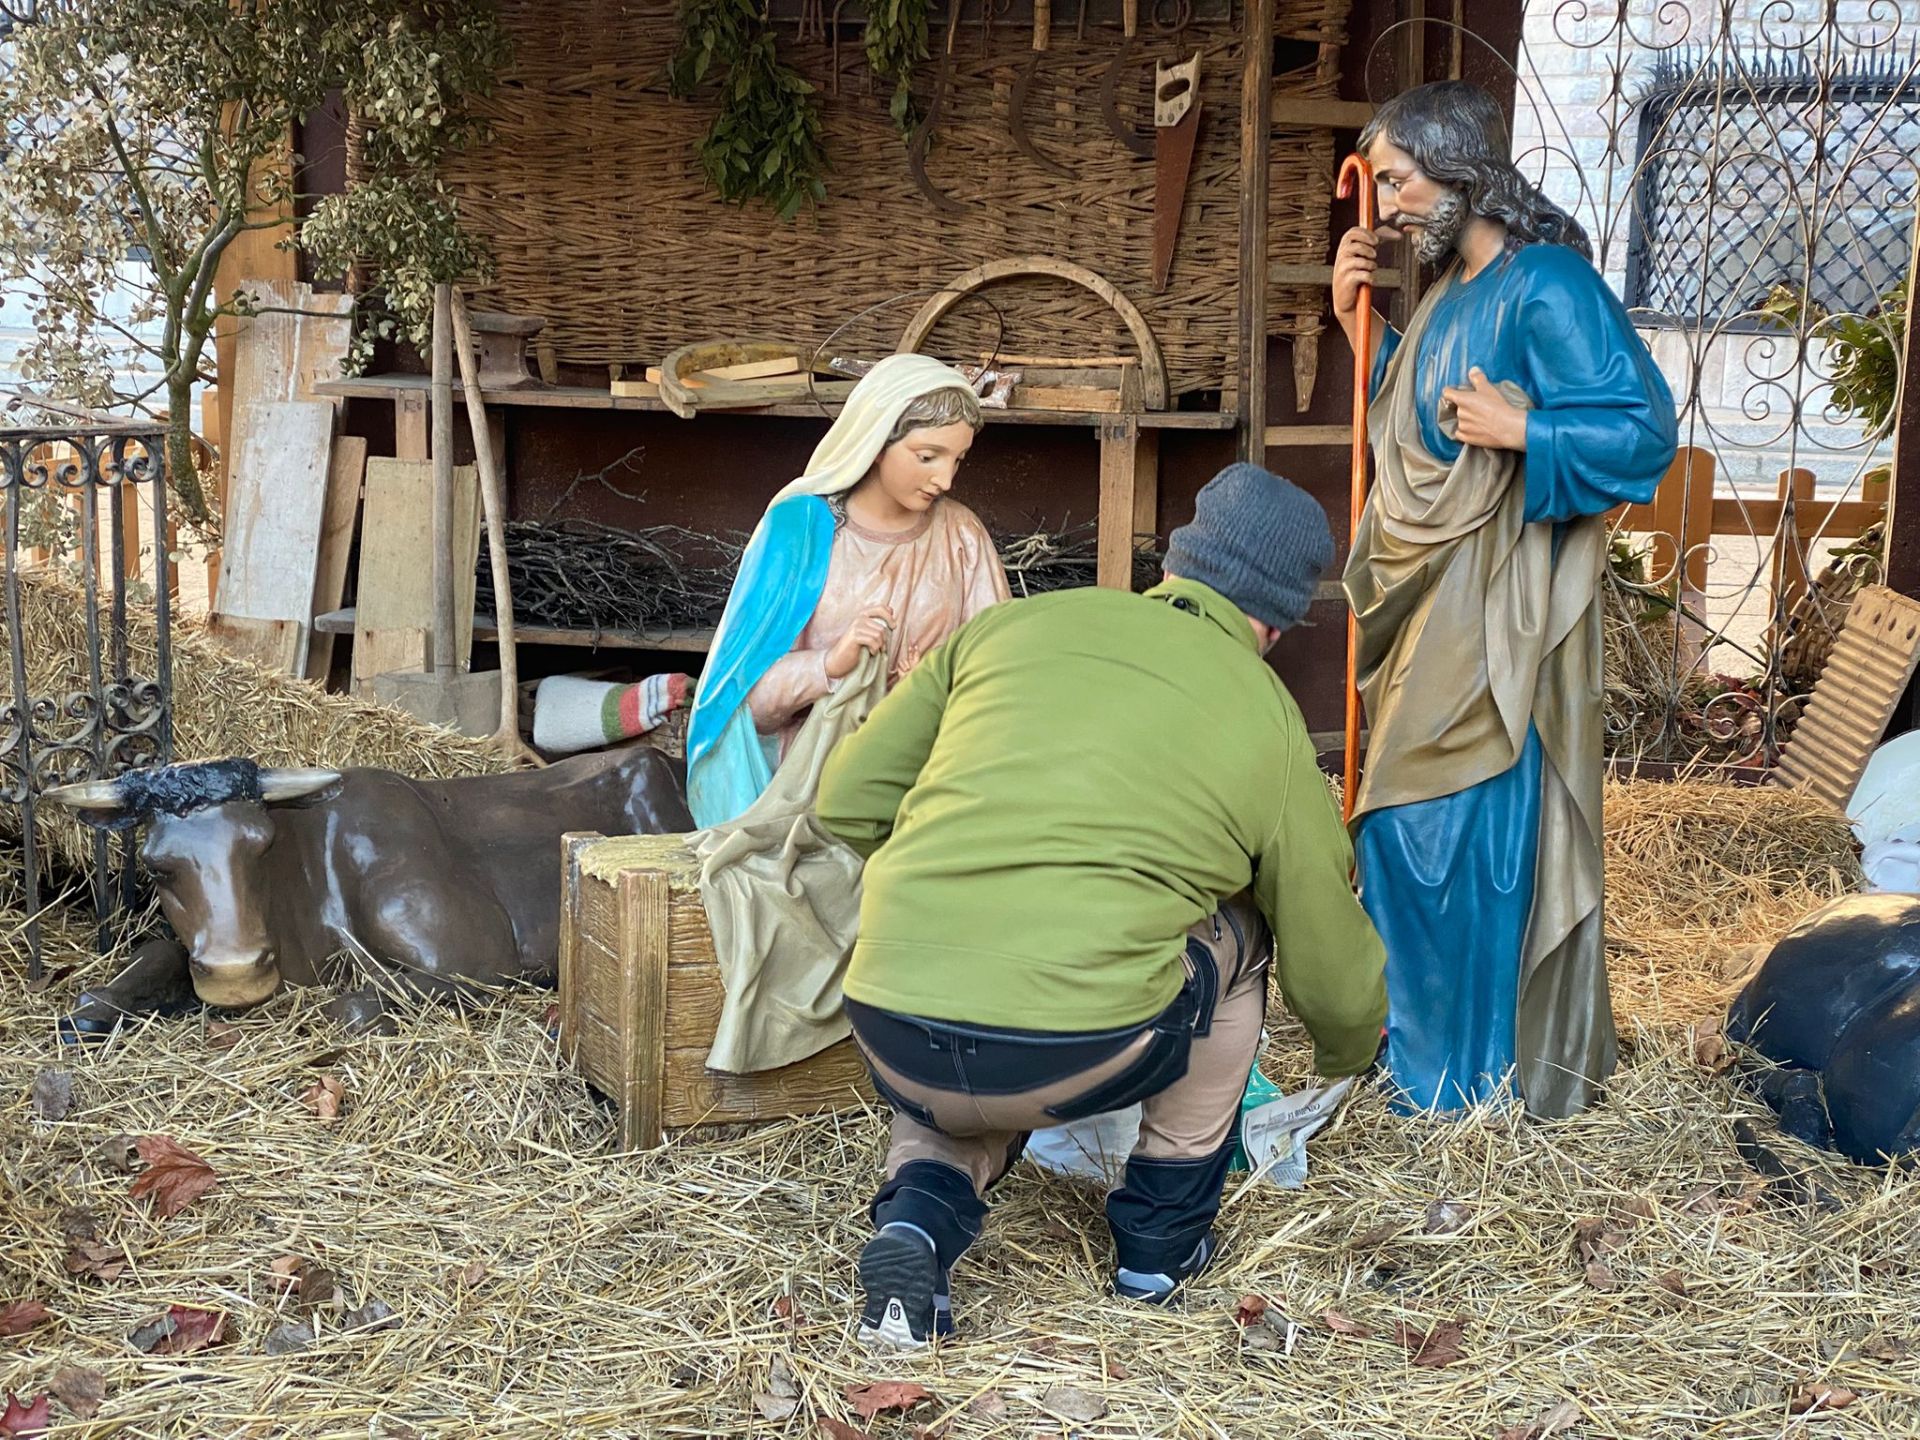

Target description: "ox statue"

left=43, top=746, right=692, bottom=1035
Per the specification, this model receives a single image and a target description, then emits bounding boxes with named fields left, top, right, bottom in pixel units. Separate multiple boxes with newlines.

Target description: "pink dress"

left=747, top=499, right=1009, bottom=758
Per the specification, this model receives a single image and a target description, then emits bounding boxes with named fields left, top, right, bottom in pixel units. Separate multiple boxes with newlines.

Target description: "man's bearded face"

left=1409, top=186, right=1469, bottom=264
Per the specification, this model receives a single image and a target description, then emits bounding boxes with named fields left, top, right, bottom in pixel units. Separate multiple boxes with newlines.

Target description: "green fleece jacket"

left=815, top=577, right=1388, bottom=1078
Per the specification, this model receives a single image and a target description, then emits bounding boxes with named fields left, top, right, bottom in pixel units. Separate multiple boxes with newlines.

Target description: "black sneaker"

left=856, top=1225, right=941, bottom=1351
left=1113, top=1232, right=1216, bottom=1305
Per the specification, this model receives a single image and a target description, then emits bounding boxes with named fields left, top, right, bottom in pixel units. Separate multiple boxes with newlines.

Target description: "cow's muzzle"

left=188, top=951, right=282, bottom=1009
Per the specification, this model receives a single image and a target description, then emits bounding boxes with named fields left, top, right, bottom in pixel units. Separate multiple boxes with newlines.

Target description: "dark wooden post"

left=1237, top=0, right=1274, bottom=463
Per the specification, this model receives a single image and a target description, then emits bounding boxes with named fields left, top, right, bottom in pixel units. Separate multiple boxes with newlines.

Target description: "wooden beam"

left=1887, top=194, right=1920, bottom=733
left=1098, top=415, right=1143, bottom=589
left=1269, top=97, right=1376, bottom=129
left=1236, top=0, right=1275, bottom=463
left=1770, top=466, right=1818, bottom=619
left=1264, top=423, right=1354, bottom=447
left=1271, top=263, right=1404, bottom=290
left=211, top=114, right=297, bottom=509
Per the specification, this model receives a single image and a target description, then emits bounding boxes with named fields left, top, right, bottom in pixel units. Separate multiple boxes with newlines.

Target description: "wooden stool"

left=557, top=831, right=873, bottom=1149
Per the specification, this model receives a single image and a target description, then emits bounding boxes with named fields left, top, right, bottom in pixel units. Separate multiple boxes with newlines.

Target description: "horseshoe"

left=1009, top=0, right=1073, bottom=179
left=907, top=2, right=968, bottom=215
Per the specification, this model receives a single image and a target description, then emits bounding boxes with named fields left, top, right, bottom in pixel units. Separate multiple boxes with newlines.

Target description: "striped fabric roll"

left=533, top=671, right=690, bottom=756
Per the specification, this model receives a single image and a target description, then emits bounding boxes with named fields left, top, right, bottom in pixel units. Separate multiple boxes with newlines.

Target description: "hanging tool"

left=1337, top=152, right=1376, bottom=824
left=1149, top=51, right=1201, bottom=292
left=1098, top=0, right=1154, bottom=158
left=907, top=0, right=968, bottom=214
left=1010, top=0, right=1073, bottom=177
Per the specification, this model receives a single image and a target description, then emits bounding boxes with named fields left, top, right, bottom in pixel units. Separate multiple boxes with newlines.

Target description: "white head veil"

left=768, top=353, right=979, bottom=509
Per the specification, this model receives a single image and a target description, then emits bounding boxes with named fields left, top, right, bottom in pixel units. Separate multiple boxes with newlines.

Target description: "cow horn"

left=39, top=778, right=127, bottom=812
left=258, top=768, right=343, bottom=803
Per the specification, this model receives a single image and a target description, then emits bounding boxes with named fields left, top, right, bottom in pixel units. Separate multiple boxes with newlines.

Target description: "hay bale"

left=1603, top=778, right=1861, bottom=1027
left=0, top=571, right=507, bottom=874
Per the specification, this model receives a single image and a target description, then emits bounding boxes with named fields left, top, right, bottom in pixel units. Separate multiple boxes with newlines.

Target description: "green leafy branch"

left=863, top=0, right=933, bottom=136
left=670, top=0, right=826, bottom=221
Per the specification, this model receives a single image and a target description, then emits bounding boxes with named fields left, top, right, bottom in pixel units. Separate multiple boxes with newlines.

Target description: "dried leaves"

left=128, top=1304, right=226, bottom=1356
left=1233, top=1294, right=1270, bottom=1327
left=47, top=1368, right=104, bottom=1421
left=27, top=1070, right=72, bottom=1122
left=1423, top=1199, right=1473, bottom=1235
left=300, top=1074, right=345, bottom=1125
left=1497, top=1399, right=1582, bottom=1440
left=1788, top=1383, right=1857, bottom=1415
left=1393, top=1317, right=1467, bottom=1369
left=0, top=1393, right=49, bottom=1440
left=0, top=1302, right=49, bottom=1339
left=844, top=1381, right=930, bottom=1421
left=62, top=1241, right=126, bottom=1283
left=1320, top=1308, right=1372, bottom=1337
left=128, top=1135, right=218, bottom=1218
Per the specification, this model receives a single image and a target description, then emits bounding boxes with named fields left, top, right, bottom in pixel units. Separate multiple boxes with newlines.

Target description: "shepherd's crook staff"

left=1335, top=152, right=1375, bottom=824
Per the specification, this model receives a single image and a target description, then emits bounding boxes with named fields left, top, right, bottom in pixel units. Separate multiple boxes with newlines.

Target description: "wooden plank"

left=1098, top=415, right=1142, bottom=589
left=1771, top=467, right=1818, bottom=619
left=395, top=392, right=429, bottom=461
left=216, top=399, right=335, bottom=675
left=212, top=117, right=296, bottom=512
left=1710, top=496, right=1885, bottom=540
left=1236, top=0, right=1275, bottom=461
left=1132, top=429, right=1161, bottom=541
left=1264, top=423, right=1354, bottom=447
left=312, top=607, right=718, bottom=654
left=305, top=435, right=368, bottom=682
left=1271, top=263, right=1404, bottom=290
left=313, top=375, right=1240, bottom=430
left=204, top=613, right=305, bottom=674
left=609, top=380, right=660, bottom=399
left=357, top=626, right=426, bottom=684
left=618, top=869, right=673, bottom=1150
left=1012, top=384, right=1122, bottom=413
left=700, top=355, right=800, bottom=381
left=1269, top=97, right=1375, bottom=129
left=352, top=457, right=480, bottom=691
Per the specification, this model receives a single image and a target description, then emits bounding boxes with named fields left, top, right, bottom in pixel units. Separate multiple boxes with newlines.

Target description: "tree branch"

left=86, top=82, right=178, bottom=284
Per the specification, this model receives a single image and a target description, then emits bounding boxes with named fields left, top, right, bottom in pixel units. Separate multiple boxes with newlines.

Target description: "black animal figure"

left=1726, top=894, right=1920, bottom=1166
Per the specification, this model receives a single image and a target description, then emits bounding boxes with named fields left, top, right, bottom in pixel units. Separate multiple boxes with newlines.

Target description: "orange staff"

left=1335, top=152, right=1375, bottom=824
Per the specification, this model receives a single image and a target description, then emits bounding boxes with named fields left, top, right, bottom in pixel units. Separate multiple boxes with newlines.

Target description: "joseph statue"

left=1332, top=81, right=1678, bottom=1118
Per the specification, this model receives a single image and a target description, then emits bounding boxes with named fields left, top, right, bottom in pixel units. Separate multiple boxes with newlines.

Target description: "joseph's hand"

left=1439, top=367, right=1528, bottom=451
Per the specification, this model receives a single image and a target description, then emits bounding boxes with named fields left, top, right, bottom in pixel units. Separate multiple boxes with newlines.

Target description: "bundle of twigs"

left=996, top=521, right=1162, bottom=597
left=475, top=520, right=742, bottom=634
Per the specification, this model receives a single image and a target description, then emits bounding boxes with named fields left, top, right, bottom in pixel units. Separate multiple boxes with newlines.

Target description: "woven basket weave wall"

left=440, top=0, right=1348, bottom=398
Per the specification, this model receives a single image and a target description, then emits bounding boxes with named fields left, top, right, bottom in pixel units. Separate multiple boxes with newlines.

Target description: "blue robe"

left=1358, top=244, right=1676, bottom=1112
left=686, top=495, right=838, bottom=828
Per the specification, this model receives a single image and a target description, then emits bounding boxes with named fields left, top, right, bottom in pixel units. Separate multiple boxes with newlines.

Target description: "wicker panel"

left=443, top=0, right=1348, bottom=396
left=1772, top=585, right=1920, bottom=812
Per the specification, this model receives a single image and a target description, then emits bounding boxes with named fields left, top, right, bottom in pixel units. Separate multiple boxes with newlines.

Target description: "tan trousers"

left=854, top=901, right=1271, bottom=1272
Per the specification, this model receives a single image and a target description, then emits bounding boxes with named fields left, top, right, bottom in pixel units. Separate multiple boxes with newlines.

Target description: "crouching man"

left=815, top=462, right=1389, bottom=1351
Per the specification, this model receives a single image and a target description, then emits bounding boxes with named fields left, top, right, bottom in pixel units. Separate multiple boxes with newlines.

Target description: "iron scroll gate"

left=1493, top=3, right=1920, bottom=768
left=0, top=424, right=173, bottom=978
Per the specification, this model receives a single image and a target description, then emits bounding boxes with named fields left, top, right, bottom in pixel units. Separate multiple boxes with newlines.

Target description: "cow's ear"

left=40, top=779, right=135, bottom=831
left=258, top=768, right=344, bottom=806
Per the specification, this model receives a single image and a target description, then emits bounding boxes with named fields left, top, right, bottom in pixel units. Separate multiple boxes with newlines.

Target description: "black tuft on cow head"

left=41, top=760, right=344, bottom=1010
left=41, top=760, right=343, bottom=827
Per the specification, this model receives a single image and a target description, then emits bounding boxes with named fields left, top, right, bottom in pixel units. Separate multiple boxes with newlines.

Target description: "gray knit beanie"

left=1163, top=463, right=1333, bottom=631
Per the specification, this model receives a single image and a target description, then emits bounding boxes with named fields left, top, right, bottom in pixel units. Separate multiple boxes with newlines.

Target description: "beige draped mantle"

left=1343, top=270, right=1616, bottom=1119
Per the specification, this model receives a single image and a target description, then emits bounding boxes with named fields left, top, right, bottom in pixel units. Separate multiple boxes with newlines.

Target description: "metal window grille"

left=1624, top=47, right=1920, bottom=328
